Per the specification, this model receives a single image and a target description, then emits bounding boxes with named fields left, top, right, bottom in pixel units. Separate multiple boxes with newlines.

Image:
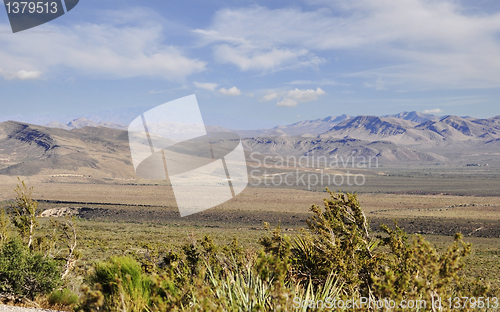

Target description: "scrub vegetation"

left=0, top=182, right=497, bottom=311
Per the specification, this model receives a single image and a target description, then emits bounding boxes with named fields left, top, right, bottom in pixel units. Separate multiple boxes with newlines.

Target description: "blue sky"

left=1, top=0, right=500, bottom=129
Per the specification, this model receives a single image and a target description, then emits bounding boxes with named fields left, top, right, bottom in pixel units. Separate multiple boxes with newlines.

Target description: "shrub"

left=373, top=225, right=475, bottom=301
left=10, top=179, right=39, bottom=249
left=77, top=256, right=151, bottom=312
left=0, top=181, right=80, bottom=306
left=48, top=288, right=78, bottom=306
left=0, top=238, right=60, bottom=300
left=260, top=190, right=380, bottom=294
left=260, top=189, right=482, bottom=301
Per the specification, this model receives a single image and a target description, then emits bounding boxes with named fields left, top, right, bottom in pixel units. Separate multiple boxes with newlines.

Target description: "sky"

left=1, top=0, right=500, bottom=129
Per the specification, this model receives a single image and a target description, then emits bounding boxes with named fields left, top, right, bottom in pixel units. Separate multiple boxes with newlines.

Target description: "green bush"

left=48, top=288, right=78, bottom=306
left=259, top=189, right=484, bottom=301
left=373, top=225, right=475, bottom=302
left=77, top=256, right=151, bottom=312
left=10, top=179, right=39, bottom=249
left=0, top=238, right=60, bottom=300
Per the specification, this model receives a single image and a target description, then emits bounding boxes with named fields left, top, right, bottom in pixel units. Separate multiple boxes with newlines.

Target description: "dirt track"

left=0, top=305, right=65, bottom=312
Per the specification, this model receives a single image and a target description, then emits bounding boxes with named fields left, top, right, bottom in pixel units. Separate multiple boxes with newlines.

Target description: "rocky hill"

left=0, top=121, right=133, bottom=178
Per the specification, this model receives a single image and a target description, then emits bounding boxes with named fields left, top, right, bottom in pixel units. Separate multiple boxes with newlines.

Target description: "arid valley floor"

left=0, top=117, right=499, bottom=300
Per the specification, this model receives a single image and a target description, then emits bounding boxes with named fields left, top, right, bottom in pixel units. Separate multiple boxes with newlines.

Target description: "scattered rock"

left=40, top=207, right=82, bottom=218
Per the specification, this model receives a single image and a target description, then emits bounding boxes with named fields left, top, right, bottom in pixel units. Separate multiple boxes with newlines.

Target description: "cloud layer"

left=196, top=1, right=500, bottom=89
left=0, top=8, right=206, bottom=81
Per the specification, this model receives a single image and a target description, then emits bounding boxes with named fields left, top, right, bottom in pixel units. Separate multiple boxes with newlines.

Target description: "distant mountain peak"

left=320, top=114, right=351, bottom=123
left=329, top=115, right=412, bottom=136
left=47, top=117, right=127, bottom=131
left=46, top=121, right=72, bottom=131
left=384, top=111, right=439, bottom=124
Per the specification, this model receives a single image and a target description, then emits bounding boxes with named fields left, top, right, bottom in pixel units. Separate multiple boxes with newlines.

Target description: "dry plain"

left=0, top=137, right=499, bottom=296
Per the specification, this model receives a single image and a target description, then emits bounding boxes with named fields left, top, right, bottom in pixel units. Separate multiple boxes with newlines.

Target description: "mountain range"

left=0, top=111, right=498, bottom=178
left=320, top=114, right=500, bottom=148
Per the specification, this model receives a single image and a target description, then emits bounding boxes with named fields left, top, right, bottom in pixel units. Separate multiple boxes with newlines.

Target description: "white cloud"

left=194, top=81, right=218, bottom=90
left=423, top=108, right=443, bottom=114
left=218, top=86, right=241, bottom=96
left=195, top=3, right=500, bottom=89
left=262, top=92, right=278, bottom=101
left=263, top=88, right=326, bottom=107
left=0, top=69, right=41, bottom=80
left=276, top=98, right=298, bottom=107
left=0, top=9, right=206, bottom=80
left=212, top=44, right=317, bottom=71
left=194, top=8, right=326, bottom=72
